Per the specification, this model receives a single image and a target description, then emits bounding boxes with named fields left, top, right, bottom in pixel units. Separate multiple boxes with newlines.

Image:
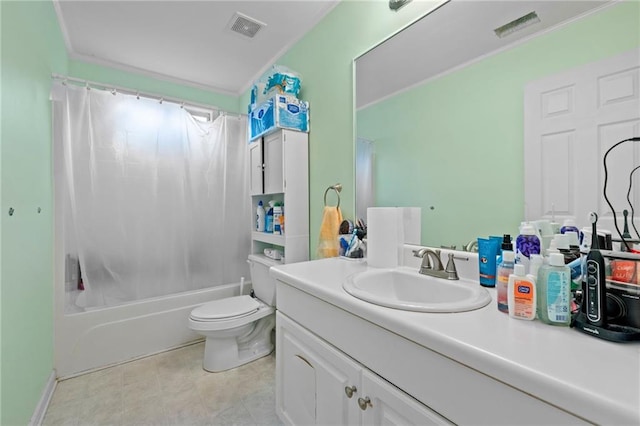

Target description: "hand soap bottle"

left=537, top=252, right=571, bottom=326
left=508, top=264, right=536, bottom=320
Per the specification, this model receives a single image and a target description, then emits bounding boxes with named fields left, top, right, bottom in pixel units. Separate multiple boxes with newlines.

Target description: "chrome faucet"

left=412, top=248, right=459, bottom=280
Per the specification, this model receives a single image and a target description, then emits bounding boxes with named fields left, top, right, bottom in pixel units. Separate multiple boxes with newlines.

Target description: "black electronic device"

left=584, top=212, right=607, bottom=327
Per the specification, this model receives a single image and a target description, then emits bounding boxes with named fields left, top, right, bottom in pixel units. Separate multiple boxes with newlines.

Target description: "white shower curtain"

left=54, top=82, right=250, bottom=308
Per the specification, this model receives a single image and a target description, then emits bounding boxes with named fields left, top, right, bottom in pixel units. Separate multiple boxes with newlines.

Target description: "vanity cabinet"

left=276, top=312, right=452, bottom=426
left=274, top=275, right=590, bottom=425
left=248, top=129, right=308, bottom=264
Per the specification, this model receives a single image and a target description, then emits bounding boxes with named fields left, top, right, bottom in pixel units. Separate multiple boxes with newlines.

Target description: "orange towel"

left=316, top=206, right=343, bottom=259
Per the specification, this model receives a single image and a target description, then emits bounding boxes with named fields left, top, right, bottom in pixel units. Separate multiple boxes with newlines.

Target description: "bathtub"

left=54, top=281, right=249, bottom=378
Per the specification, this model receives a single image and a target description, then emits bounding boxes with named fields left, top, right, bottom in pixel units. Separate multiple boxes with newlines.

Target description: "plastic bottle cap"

left=258, top=200, right=263, bottom=206
left=549, top=252, right=565, bottom=267
left=501, top=234, right=512, bottom=250
left=502, top=250, right=515, bottom=261
left=521, top=224, right=536, bottom=235
left=514, top=264, right=525, bottom=276
left=563, top=218, right=576, bottom=227
left=554, top=234, right=570, bottom=249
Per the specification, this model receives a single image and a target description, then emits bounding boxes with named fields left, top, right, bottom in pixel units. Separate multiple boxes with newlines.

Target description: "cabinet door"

left=276, top=313, right=360, bottom=426
left=249, top=140, right=263, bottom=195
left=264, top=131, right=284, bottom=194
left=360, top=370, right=453, bottom=426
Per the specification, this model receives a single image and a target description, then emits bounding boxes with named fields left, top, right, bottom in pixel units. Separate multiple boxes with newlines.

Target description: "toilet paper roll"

left=367, top=207, right=404, bottom=268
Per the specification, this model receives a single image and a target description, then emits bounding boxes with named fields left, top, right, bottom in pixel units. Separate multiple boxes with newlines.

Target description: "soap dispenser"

left=537, top=252, right=571, bottom=326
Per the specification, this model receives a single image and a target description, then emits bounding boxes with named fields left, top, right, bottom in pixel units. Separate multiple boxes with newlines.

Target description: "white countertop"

left=271, top=255, right=640, bottom=425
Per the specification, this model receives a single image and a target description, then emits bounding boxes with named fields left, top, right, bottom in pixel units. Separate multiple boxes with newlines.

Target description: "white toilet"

left=188, top=254, right=277, bottom=372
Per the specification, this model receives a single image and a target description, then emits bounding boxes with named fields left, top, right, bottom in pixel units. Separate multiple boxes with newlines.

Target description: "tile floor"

left=42, top=342, right=282, bottom=426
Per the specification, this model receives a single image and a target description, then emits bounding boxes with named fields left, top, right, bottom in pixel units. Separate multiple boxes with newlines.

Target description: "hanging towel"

left=317, top=206, right=343, bottom=258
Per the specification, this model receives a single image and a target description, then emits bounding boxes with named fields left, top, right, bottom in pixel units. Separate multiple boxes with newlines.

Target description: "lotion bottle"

left=537, top=252, right=571, bottom=326
left=508, top=264, right=536, bottom=320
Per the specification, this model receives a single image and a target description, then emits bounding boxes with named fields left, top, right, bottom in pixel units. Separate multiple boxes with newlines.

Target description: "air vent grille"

left=229, top=12, right=265, bottom=39
left=494, top=11, right=541, bottom=38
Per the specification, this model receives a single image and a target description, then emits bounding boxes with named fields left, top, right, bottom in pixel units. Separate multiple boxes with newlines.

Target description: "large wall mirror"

left=354, top=0, right=623, bottom=249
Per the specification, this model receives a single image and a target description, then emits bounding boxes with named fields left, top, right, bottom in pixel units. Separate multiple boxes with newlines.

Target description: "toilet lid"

left=190, top=295, right=260, bottom=321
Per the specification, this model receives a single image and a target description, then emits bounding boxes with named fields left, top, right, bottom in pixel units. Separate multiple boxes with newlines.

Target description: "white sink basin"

left=343, top=267, right=491, bottom=313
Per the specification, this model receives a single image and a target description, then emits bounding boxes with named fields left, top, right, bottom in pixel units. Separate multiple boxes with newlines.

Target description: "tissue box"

left=249, top=94, right=309, bottom=141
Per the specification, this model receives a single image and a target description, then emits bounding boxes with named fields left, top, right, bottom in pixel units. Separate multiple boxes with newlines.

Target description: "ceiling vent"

left=228, top=12, right=266, bottom=39
left=494, top=11, right=541, bottom=38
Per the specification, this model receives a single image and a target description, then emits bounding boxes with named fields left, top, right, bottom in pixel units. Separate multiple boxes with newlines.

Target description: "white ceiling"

left=356, top=0, right=613, bottom=109
left=54, top=0, right=339, bottom=96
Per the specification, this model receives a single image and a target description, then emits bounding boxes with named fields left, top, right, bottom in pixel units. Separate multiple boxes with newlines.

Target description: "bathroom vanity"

left=271, top=253, right=640, bottom=425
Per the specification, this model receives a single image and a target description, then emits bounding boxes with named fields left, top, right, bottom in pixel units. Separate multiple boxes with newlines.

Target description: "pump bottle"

left=537, top=252, right=571, bottom=326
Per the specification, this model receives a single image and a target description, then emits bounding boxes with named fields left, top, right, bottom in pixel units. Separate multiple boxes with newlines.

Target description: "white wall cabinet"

left=249, top=129, right=308, bottom=264
left=276, top=312, right=452, bottom=426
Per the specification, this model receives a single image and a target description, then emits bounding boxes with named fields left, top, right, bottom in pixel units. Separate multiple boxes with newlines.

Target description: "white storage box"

left=249, top=94, right=309, bottom=141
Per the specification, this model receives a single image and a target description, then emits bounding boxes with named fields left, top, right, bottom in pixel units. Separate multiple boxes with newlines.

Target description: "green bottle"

left=537, top=252, right=571, bottom=326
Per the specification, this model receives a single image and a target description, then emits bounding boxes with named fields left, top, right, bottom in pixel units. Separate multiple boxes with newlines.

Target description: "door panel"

left=525, top=49, right=640, bottom=235
left=360, top=370, right=452, bottom=426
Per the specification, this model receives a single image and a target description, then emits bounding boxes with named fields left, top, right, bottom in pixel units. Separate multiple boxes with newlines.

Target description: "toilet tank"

left=248, top=254, right=278, bottom=306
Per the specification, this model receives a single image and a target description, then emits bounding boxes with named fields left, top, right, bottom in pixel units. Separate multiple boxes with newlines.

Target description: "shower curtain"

left=54, top=82, right=250, bottom=308
left=356, top=138, right=375, bottom=222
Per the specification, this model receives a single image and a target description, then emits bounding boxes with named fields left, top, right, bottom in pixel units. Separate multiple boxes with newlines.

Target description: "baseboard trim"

left=29, top=370, right=57, bottom=426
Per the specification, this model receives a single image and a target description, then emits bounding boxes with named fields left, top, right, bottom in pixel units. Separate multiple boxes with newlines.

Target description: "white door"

left=276, top=313, right=360, bottom=426
left=264, top=131, right=284, bottom=194
left=524, top=48, right=640, bottom=238
left=249, top=140, right=263, bottom=195
left=360, top=370, right=453, bottom=426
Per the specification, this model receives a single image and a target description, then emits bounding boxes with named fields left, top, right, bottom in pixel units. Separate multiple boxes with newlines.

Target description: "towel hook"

left=324, top=183, right=342, bottom=208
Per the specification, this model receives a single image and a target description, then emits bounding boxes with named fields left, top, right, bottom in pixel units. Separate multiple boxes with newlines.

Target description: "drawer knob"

left=358, top=396, right=372, bottom=410
left=344, top=385, right=357, bottom=398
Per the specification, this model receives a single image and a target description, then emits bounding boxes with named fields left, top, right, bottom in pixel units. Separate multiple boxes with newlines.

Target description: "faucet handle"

left=444, top=253, right=459, bottom=280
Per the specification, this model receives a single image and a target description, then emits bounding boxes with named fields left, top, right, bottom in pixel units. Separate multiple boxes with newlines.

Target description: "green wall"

left=243, top=0, right=448, bottom=258
left=1, top=1, right=67, bottom=424
left=0, top=2, right=240, bottom=424
left=356, top=1, right=640, bottom=247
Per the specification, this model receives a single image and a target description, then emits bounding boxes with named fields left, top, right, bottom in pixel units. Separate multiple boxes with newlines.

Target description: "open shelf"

left=252, top=231, right=285, bottom=246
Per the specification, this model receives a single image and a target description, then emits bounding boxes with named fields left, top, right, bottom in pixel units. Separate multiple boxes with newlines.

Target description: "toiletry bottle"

left=515, top=223, right=540, bottom=274
left=273, top=203, right=283, bottom=235
left=508, top=264, right=536, bottom=320
left=560, top=218, right=580, bottom=246
left=496, top=234, right=512, bottom=266
left=265, top=201, right=274, bottom=233
left=527, top=254, right=543, bottom=283
left=478, top=237, right=500, bottom=287
left=256, top=200, right=265, bottom=232
left=537, top=252, right=571, bottom=326
left=496, top=250, right=515, bottom=313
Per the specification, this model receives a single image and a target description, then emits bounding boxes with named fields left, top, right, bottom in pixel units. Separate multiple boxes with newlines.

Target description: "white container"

left=256, top=201, right=266, bottom=232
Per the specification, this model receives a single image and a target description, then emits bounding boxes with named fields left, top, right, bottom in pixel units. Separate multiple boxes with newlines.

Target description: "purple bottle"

left=515, top=223, right=540, bottom=274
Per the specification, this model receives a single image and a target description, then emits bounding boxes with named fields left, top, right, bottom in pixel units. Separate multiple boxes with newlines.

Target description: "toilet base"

left=202, top=314, right=275, bottom=372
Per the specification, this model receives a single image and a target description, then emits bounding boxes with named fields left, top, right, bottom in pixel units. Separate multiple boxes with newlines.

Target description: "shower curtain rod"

left=51, top=73, right=245, bottom=118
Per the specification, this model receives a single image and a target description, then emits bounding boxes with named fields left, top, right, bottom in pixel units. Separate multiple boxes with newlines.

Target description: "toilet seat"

left=190, top=295, right=260, bottom=321
left=188, top=296, right=274, bottom=332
